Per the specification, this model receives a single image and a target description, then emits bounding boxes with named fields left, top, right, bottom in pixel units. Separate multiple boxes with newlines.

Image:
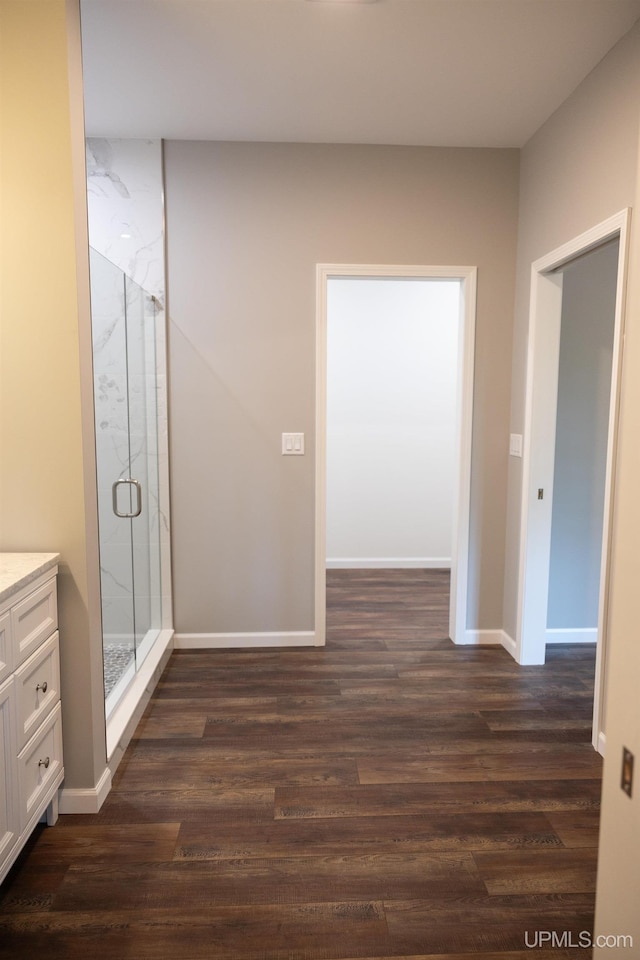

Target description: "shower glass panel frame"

left=90, top=247, right=163, bottom=720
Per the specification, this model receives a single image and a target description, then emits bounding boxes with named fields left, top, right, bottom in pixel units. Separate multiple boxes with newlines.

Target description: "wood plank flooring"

left=0, top=569, right=602, bottom=959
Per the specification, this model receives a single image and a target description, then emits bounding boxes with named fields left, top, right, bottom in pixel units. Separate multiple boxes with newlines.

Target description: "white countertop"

left=0, top=553, right=60, bottom=605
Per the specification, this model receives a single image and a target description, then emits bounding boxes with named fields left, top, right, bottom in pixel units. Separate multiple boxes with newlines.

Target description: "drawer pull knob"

left=36, top=681, right=48, bottom=694
left=38, top=757, right=51, bottom=769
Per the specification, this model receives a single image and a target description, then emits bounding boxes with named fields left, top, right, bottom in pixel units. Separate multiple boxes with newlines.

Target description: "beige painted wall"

left=164, top=141, right=520, bottom=635
left=0, top=0, right=106, bottom=788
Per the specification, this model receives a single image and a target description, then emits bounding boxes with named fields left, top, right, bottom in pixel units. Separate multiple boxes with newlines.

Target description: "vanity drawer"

left=18, top=701, right=63, bottom=833
left=11, top=577, right=58, bottom=667
left=14, top=632, right=60, bottom=751
left=0, top=612, right=11, bottom=686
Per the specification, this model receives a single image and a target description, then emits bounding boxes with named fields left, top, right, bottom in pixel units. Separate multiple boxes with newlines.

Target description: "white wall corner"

left=59, top=766, right=112, bottom=814
left=500, top=630, right=518, bottom=658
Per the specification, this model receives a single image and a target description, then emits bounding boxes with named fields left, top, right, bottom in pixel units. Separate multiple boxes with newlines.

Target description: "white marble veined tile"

left=95, top=437, right=130, bottom=490
left=97, top=504, right=134, bottom=549
left=86, top=139, right=165, bottom=300
left=92, top=320, right=127, bottom=375
left=134, top=598, right=153, bottom=642
left=97, top=500, right=123, bottom=546
left=94, top=372, right=129, bottom=426
left=126, top=370, right=151, bottom=399
left=89, top=250, right=126, bottom=317
left=132, top=543, right=152, bottom=594
left=126, top=439, right=149, bottom=482
left=143, top=335, right=160, bottom=388
left=124, top=288, right=146, bottom=358
left=143, top=456, right=160, bottom=494
left=144, top=304, right=163, bottom=347
left=155, top=379, right=168, bottom=437
left=150, top=592, right=162, bottom=626
left=100, top=595, right=136, bottom=640
left=153, top=318, right=167, bottom=373
left=95, top=436, right=131, bottom=487
left=145, top=487, right=169, bottom=536
left=99, top=543, right=135, bottom=599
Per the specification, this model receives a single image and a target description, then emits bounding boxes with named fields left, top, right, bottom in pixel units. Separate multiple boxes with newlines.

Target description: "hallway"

left=0, top=570, right=602, bottom=958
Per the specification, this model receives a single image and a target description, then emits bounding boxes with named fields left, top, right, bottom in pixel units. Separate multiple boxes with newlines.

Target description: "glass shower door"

left=124, top=272, right=162, bottom=669
left=90, top=247, right=162, bottom=719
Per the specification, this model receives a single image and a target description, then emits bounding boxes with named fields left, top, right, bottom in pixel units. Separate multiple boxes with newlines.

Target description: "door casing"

left=315, top=263, right=478, bottom=647
left=516, top=210, right=630, bottom=754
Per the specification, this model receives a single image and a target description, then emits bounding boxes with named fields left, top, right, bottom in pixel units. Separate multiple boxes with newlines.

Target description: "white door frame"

left=516, top=209, right=630, bottom=753
left=315, top=263, right=478, bottom=647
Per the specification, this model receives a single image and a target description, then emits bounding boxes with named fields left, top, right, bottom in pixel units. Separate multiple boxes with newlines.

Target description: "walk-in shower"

left=86, top=138, right=172, bottom=745
left=90, top=248, right=164, bottom=718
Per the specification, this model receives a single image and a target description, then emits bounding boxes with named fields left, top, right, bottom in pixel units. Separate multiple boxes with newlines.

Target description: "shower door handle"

left=112, top=478, right=143, bottom=518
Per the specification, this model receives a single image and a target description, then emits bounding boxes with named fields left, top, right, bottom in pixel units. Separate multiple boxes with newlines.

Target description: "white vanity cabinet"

left=0, top=554, right=63, bottom=885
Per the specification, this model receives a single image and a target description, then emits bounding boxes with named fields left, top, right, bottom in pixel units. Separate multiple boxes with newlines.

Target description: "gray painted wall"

left=502, top=21, right=640, bottom=641
left=547, top=240, right=619, bottom=629
left=493, top=22, right=640, bottom=940
left=164, top=142, right=519, bottom=635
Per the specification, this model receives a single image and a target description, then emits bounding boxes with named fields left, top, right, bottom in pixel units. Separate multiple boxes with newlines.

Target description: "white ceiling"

left=80, top=0, right=640, bottom=147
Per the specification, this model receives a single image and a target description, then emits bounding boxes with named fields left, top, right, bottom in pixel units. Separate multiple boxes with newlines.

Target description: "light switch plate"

left=509, top=433, right=523, bottom=457
left=282, top=432, right=305, bottom=455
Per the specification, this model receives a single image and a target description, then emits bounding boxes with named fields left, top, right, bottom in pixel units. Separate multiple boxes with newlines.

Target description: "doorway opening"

left=516, top=210, right=630, bottom=754
left=315, top=264, right=477, bottom=647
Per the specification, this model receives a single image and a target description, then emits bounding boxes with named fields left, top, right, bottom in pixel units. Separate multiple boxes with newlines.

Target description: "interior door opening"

left=326, top=277, right=459, bottom=573
left=547, top=239, right=619, bottom=647
left=315, top=264, right=477, bottom=648
left=517, top=211, right=630, bottom=754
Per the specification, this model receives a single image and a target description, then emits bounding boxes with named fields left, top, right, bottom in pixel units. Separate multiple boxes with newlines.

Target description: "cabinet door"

left=18, top=702, right=63, bottom=833
left=14, top=632, right=60, bottom=751
left=0, top=678, right=19, bottom=873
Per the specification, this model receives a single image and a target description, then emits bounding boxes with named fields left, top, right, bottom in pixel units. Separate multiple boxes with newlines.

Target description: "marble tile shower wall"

left=86, top=139, right=167, bottom=650
left=86, top=138, right=165, bottom=301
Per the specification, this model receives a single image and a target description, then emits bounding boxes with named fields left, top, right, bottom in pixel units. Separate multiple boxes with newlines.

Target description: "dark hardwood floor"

left=0, top=569, right=602, bottom=959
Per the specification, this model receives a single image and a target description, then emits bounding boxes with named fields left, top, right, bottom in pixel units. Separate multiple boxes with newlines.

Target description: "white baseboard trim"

left=174, top=631, right=320, bottom=649
left=596, top=730, right=606, bottom=757
left=59, top=767, right=112, bottom=814
left=326, top=558, right=451, bottom=570
left=500, top=630, right=517, bottom=657
left=456, top=629, right=507, bottom=646
left=546, top=627, right=597, bottom=644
